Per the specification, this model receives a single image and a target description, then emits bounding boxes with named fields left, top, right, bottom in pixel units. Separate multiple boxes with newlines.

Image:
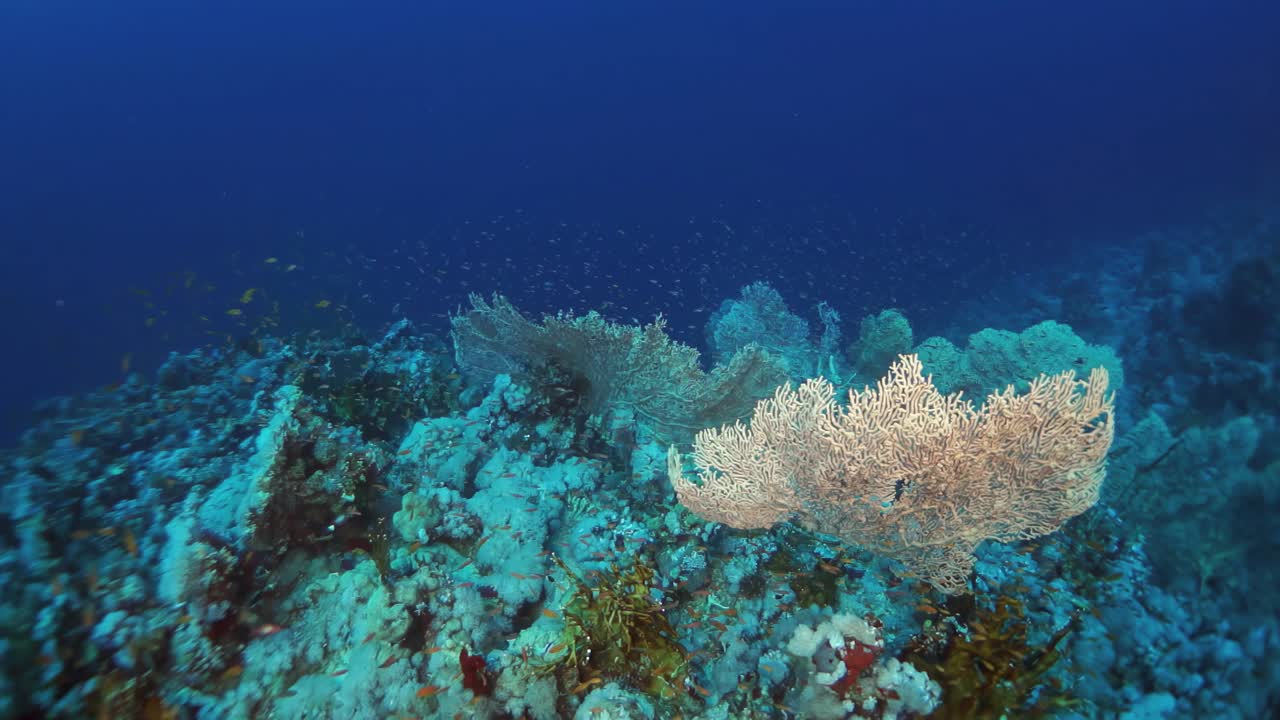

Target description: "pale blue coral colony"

left=1, top=219, right=1278, bottom=719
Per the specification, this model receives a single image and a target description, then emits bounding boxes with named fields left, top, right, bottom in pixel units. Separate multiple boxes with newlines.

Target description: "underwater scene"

left=1, top=2, right=1278, bottom=719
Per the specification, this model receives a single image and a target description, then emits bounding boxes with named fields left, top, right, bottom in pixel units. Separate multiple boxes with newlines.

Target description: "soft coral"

left=830, top=637, right=881, bottom=696
left=459, top=648, right=492, bottom=696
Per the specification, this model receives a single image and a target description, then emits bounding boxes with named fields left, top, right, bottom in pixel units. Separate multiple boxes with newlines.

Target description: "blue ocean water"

left=1, top=2, right=1277, bottom=718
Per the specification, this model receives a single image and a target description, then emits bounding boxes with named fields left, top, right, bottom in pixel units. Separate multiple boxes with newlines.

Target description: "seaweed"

left=540, top=554, right=688, bottom=700
left=907, top=594, right=1082, bottom=719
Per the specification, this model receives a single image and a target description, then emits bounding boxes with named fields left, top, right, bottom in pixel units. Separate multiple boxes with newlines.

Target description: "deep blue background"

left=2, top=1, right=1278, bottom=443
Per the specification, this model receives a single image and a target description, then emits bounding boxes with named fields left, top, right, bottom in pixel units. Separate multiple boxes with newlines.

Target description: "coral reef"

left=2, top=223, right=1278, bottom=719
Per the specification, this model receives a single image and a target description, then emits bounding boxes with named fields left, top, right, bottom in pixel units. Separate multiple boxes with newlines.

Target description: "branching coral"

left=451, top=293, right=789, bottom=442
left=670, top=354, right=1115, bottom=593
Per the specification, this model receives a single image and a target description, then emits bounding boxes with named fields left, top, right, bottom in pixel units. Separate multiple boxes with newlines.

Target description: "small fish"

left=540, top=608, right=558, bottom=619
left=361, top=631, right=376, bottom=643
left=691, top=682, right=711, bottom=697
left=314, top=300, right=331, bottom=309
left=425, top=646, right=444, bottom=654
left=415, top=684, right=442, bottom=698
left=457, top=581, right=474, bottom=589
left=475, top=535, right=491, bottom=551
left=680, top=621, right=702, bottom=629
left=121, top=528, right=138, bottom=557
left=569, top=677, right=603, bottom=694
left=226, top=308, right=243, bottom=316
left=398, top=448, right=413, bottom=455
left=511, top=572, right=527, bottom=580
left=69, top=429, right=85, bottom=445
left=264, top=257, right=278, bottom=264
left=239, top=375, right=256, bottom=384
left=379, top=655, right=399, bottom=669
left=548, top=643, right=567, bottom=654
left=221, top=664, right=244, bottom=680
left=253, top=623, right=285, bottom=637
left=708, top=620, right=728, bottom=632
left=330, top=669, right=348, bottom=677
left=240, top=288, right=257, bottom=304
